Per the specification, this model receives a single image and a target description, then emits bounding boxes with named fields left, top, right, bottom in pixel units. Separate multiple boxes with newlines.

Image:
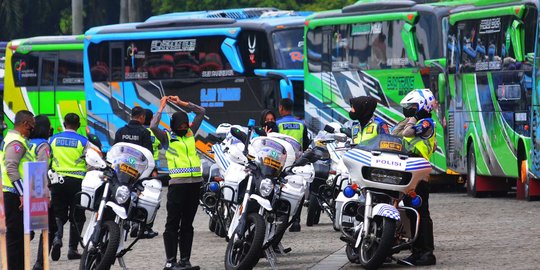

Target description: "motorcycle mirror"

left=333, top=133, right=348, bottom=143
left=253, top=126, right=267, bottom=137
left=323, top=124, right=336, bottom=133
left=311, top=146, right=330, bottom=161
left=292, top=157, right=309, bottom=167
left=230, top=127, right=248, bottom=143
left=85, top=148, right=106, bottom=169
left=340, top=127, right=352, bottom=138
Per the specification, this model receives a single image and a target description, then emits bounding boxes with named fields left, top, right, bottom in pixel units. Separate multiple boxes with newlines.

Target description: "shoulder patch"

left=14, top=144, right=22, bottom=153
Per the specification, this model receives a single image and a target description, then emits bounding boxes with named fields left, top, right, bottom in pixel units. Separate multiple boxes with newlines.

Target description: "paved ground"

left=29, top=190, right=540, bottom=269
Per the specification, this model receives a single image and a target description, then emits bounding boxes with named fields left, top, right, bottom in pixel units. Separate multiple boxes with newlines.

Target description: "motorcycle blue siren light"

left=344, top=186, right=355, bottom=198
left=209, top=181, right=220, bottom=192
left=411, top=195, right=422, bottom=208
left=248, top=119, right=255, bottom=127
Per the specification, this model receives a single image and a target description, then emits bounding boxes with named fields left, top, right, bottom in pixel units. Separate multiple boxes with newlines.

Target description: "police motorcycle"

left=78, top=142, right=166, bottom=270
left=223, top=122, right=327, bottom=270
left=338, top=134, right=431, bottom=269
left=201, top=123, right=241, bottom=238
left=305, top=123, right=350, bottom=229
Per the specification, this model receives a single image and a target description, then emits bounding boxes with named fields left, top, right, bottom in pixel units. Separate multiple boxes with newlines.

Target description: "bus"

left=3, top=36, right=86, bottom=135
left=442, top=0, right=540, bottom=199
left=303, top=0, right=458, bottom=177
left=83, top=8, right=309, bottom=158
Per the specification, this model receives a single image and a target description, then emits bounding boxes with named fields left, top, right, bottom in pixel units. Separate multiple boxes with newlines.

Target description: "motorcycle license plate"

left=370, top=155, right=406, bottom=171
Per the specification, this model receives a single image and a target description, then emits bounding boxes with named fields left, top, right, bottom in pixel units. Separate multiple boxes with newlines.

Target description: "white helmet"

left=400, top=89, right=436, bottom=113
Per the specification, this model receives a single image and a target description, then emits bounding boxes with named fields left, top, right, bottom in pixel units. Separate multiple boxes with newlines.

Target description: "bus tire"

left=467, top=144, right=479, bottom=198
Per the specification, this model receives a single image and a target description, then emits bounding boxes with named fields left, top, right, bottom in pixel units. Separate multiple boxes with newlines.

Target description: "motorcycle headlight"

left=259, top=178, right=274, bottom=197
left=115, top=185, right=130, bottom=204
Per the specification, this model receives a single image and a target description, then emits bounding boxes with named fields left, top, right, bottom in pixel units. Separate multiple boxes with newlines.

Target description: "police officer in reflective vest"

left=392, top=89, right=437, bottom=266
left=114, top=106, right=153, bottom=153
left=151, top=96, right=205, bottom=270
left=49, top=113, right=95, bottom=261
left=29, top=115, right=57, bottom=270
left=145, top=108, right=162, bottom=166
left=348, top=96, right=389, bottom=144
left=277, top=98, right=310, bottom=151
left=1, top=110, right=35, bottom=270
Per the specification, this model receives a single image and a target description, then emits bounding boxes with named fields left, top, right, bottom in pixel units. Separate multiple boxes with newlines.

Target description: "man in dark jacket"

left=114, top=106, right=153, bottom=153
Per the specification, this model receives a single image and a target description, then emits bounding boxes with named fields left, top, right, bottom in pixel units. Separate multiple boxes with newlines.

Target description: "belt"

left=57, top=171, right=86, bottom=177
left=169, top=167, right=201, bottom=174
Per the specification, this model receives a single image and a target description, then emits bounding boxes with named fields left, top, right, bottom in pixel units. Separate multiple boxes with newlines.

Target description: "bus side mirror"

left=254, top=70, right=293, bottom=100
left=401, top=23, right=418, bottom=63
left=221, top=38, right=245, bottom=74
left=510, top=20, right=525, bottom=62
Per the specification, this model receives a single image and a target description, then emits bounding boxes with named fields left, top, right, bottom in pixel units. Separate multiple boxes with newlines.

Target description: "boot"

left=51, top=218, right=64, bottom=261
left=130, top=222, right=139, bottom=238
left=163, top=259, right=183, bottom=270
left=398, top=251, right=436, bottom=266
left=289, top=221, right=301, bottom=232
left=179, top=257, right=200, bottom=270
left=33, top=235, right=45, bottom=270
left=68, top=221, right=84, bottom=259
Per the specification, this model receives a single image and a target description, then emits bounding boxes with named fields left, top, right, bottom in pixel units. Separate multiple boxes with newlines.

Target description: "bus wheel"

left=467, top=144, right=479, bottom=197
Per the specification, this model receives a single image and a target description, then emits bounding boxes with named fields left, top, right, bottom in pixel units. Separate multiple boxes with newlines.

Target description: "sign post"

left=23, top=162, right=49, bottom=270
left=0, top=180, right=8, bottom=269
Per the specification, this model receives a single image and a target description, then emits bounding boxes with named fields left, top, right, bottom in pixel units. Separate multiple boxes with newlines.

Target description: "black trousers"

left=4, top=192, right=24, bottom=270
left=404, top=181, right=435, bottom=253
left=35, top=206, right=57, bottom=265
left=163, top=182, right=201, bottom=262
left=50, top=176, right=86, bottom=248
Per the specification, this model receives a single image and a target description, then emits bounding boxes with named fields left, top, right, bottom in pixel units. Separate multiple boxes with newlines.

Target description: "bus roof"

left=85, top=11, right=309, bottom=37
left=146, top=7, right=281, bottom=21
left=8, top=35, right=84, bottom=53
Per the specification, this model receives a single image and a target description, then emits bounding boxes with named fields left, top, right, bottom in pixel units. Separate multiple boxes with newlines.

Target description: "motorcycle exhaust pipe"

left=202, top=192, right=218, bottom=209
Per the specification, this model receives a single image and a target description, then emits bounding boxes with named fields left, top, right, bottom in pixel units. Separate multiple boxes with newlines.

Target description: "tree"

left=72, top=0, right=83, bottom=34
left=0, top=0, right=24, bottom=40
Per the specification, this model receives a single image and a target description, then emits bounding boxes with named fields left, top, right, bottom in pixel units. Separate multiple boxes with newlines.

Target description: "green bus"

left=3, top=35, right=86, bottom=135
left=443, top=0, right=540, bottom=199
left=303, top=0, right=458, bottom=177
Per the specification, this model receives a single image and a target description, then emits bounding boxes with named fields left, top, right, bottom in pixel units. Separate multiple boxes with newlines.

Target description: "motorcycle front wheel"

left=224, top=213, right=265, bottom=270
left=79, top=220, right=120, bottom=270
left=359, top=217, right=396, bottom=270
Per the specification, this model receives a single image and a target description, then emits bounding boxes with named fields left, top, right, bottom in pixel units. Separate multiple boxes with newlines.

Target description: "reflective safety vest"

left=1, top=132, right=36, bottom=193
left=352, top=118, right=389, bottom=144
left=165, top=130, right=202, bottom=178
left=277, top=116, right=305, bottom=148
left=147, top=128, right=160, bottom=161
left=30, top=138, right=51, bottom=162
left=49, top=131, right=88, bottom=179
left=403, top=119, right=436, bottom=160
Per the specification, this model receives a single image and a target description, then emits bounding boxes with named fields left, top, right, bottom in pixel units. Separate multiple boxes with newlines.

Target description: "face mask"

left=349, top=111, right=359, bottom=120
left=415, top=110, right=431, bottom=120
left=403, top=107, right=417, bottom=118
left=176, top=129, right=188, bottom=137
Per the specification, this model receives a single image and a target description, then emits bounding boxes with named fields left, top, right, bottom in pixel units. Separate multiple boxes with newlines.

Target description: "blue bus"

left=83, top=8, right=309, bottom=159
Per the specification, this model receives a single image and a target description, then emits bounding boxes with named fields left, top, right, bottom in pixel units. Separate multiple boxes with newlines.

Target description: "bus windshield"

left=272, top=28, right=304, bottom=69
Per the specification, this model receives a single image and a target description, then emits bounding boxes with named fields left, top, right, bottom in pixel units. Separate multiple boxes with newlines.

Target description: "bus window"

left=40, top=56, right=56, bottom=86
left=110, top=43, right=124, bottom=81
left=57, top=51, right=84, bottom=85
left=332, top=24, right=349, bottom=71
left=238, top=31, right=272, bottom=73
left=89, top=43, right=110, bottom=82
left=272, top=28, right=304, bottom=70
left=307, top=28, right=323, bottom=72
left=12, top=53, right=39, bottom=87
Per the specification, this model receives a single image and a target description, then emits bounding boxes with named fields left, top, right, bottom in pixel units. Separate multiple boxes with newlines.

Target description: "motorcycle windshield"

left=251, top=137, right=287, bottom=178
left=107, top=144, right=153, bottom=185
left=355, top=134, right=413, bottom=156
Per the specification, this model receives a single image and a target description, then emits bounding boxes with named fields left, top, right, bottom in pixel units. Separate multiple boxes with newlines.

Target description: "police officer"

left=277, top=98, right=310, bottom=151
left=114, top=106, right=153, bottom=153
left=393, top=89, right=436, bottom=266
left=49, top=113, right=94, bottom=261
left=348, top=96, right=389, bottom=144
left=151, top=96, right=205, bottom=270
left=115, top=106, right=159, bottom=239
left=29, top=115, right=57, bottom=270
left=276, top=98, right=309, bottom=232
left=145, top=108, right=162, bottom=166
left=1, top=110, right=36, bottom=270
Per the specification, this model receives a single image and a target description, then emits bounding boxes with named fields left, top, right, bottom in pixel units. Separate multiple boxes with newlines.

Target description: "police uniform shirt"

left=34, top=141, right=51, bottom=162
left=3, top=130, right=28, bottom=183
left=114, top=120, right=153, bottom=153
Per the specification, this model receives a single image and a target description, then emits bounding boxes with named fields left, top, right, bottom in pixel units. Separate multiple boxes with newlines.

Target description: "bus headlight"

left=259, top=178, right=274, bottom=197
left=115, top=185, right=130, bottom=204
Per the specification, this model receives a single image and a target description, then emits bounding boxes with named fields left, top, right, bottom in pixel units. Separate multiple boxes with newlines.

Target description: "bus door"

left=38, top=53, right=57, bottom=115
left=109, top=42, right=128, bottom=123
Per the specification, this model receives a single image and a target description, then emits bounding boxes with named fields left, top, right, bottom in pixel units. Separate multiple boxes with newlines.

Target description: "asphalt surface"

left=28, top=190, right=540, bottom=269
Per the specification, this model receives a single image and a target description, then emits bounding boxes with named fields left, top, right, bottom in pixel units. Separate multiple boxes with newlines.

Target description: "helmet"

left=400, top=89, right=436, bottom=114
